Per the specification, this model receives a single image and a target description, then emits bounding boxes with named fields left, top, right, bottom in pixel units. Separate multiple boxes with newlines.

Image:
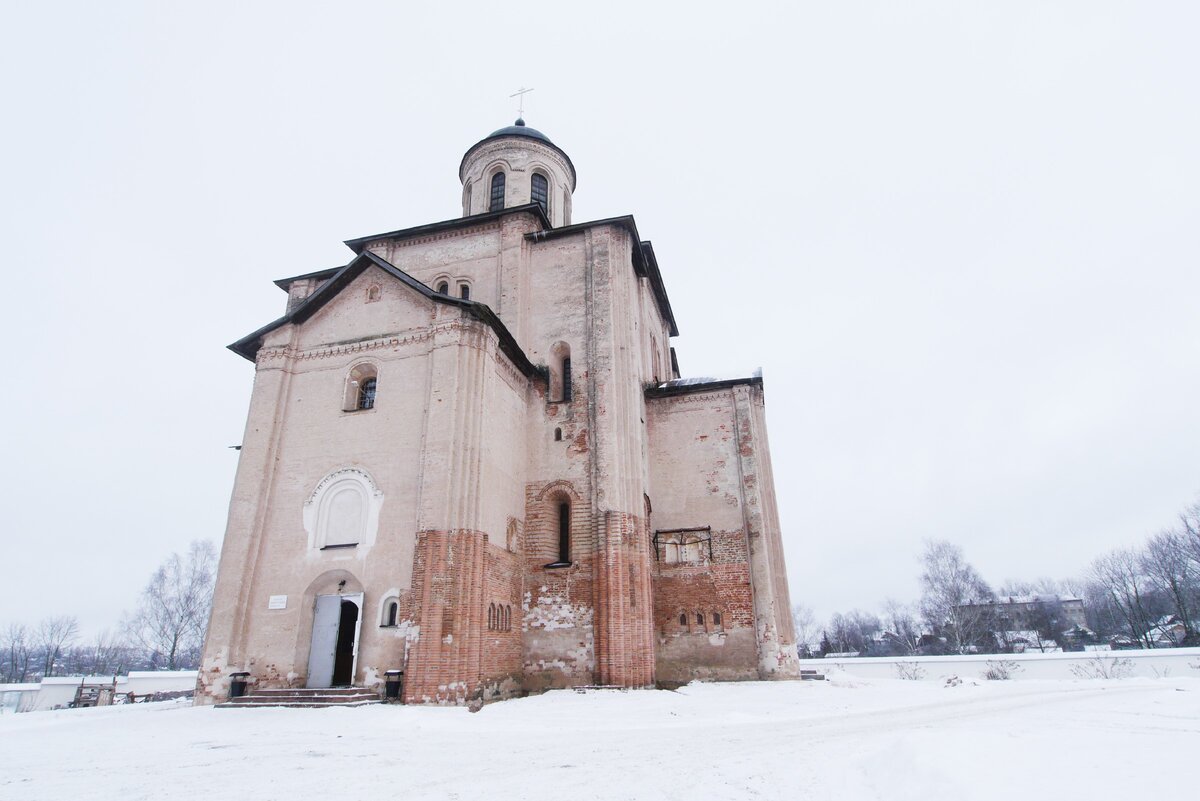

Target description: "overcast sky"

left=2, top=2, right=1197, bottom=637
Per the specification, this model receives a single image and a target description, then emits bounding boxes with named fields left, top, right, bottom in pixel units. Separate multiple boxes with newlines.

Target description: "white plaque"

left=268, top=595, right=288, bottom=610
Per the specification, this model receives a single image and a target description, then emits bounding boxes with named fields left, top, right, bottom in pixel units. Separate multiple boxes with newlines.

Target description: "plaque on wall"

left=268, top=595, right=288, bottom=610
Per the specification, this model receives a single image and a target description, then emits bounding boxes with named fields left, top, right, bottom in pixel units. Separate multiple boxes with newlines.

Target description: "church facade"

left=197, top=120, right=800, bottom=705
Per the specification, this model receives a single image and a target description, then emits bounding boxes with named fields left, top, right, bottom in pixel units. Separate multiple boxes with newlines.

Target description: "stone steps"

left=217, top=687, right=382, bottom=709
left=799, top=669, right=826, bottom=681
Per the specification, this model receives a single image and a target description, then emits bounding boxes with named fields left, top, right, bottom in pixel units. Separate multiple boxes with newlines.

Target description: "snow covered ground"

left=2, top=674, right=1196, bottom=801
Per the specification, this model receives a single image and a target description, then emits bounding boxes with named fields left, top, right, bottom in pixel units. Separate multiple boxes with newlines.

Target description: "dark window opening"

left=543, top=500, right=571, bottom=567
left=437, top=281, right=449, bottom=295
left=554, top=428, right=562, bottom=441
left=460, top=284, right=470, bottom=300
left=696, top=612, right=704, bottom=625
left=679, top=613, right=687, bottom=626
left=489, top=172, right=505, bottom=211
left=712, top=612, right=721, bottom=626
left=357, top=377, right=377, bottom=410
left=384, top=601, right=398, bottom=627
left=561, top=356, right=572, bottom=402
left=531, top=173, right=549, bottom=214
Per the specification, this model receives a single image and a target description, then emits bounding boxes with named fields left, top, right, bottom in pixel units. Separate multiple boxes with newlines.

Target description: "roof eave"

left=343, top=204, right=551, bottom=254
left=644, top=375, right=764, bottom=399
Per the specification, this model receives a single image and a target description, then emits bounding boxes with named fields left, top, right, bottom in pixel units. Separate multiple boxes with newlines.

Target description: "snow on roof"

left=127, top=670, right=199, bottom=679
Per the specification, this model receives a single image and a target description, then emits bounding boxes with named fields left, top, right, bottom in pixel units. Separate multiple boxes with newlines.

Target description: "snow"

left=1, top=676, right=1197, bottom=800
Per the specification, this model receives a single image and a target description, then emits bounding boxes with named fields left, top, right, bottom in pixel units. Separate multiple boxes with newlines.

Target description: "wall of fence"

left=0, top=670, right=199, bottom=712
left=817, top=647, right=1200, bottom=682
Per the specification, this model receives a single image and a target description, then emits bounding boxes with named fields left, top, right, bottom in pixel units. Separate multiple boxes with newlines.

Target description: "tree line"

left=1, top=541, right=216, bottom=683
left=796, top=498, right=1200, bottom=657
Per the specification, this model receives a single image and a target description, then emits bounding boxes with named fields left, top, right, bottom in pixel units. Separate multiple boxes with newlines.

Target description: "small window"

left=712, top=612, right=721, bottom=626
left=531, top=173, right=549, bottom=214
left=488, top=603, right=497, bottom=631
left=679, top=613, right=687, bottom=627
left=366, top=284, right=381, bottom=303
left=357, top=377, right=377, bottom=410
left=344, top=364, right=379, bottom=412
left=437, top=281, right=449, bottom=295
left=459, top=283, right=470, bottom=300
left=557, top=501, right=570, bottom=564
left=696, top=612, right=704, bottom=626
left=561, top=356, right=572, bottom=402
left=382, top=601, right=398, bottom=627
left=489, top=172, right=505, bottom=211
left=503, top=605, right=511, bottom=631
left=554, top=428, right=562, bottom=441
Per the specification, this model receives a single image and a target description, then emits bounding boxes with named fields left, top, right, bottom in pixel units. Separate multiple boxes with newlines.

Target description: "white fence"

left=817, top=647, right=1200, bottom=682
left=0, top=670, right=198, bottom=713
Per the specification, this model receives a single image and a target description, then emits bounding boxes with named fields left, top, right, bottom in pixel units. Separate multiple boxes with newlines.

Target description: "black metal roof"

left=644, top=372, right=764, bottom=399
left=459, top=119, right=577, bottom=189
left=231, top=250, right=539, bottom=382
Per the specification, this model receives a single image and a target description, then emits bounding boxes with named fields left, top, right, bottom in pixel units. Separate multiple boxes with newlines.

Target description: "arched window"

left=712, top=612, right=722, bottom=628
left=366, top=284, right=381, bottom=303
left=488, top=603, right=497, bottom=631
left=549, top=342, right=572, bottom=403
left=489, top=172, right=505, bottom=211
left=381, top=600, right=398, bottom=627
left=531, top=173, right=549, bottom=214
left=436, top=281, right=449, bottom=295
left=696, top=612, right=705, bottom=626
left=554, top=427, right=562, bottom=441
left=463, top=181, right=473, bottom=215
left=679, top=613, right=688, bottom=627
left=357, top=377, right=377, bottom=410
left=503, top=605, right=511, bottom=631
left=548, top=500, right=570, bottom=566
left=344, top=363, right=379, bottom=412
left=459, top=283, right=470, bottom=300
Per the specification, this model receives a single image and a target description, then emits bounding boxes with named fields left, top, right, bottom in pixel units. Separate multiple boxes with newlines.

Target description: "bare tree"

left=1089, top=548, right=1160, bottom=648
left=791, top=603, right=818, bottom=657
left=34, top=616, right=79, bottom=677
left=882, top=599, right=922, bottom=655
left=918, top=540, right=994, bottom=654
left=2, top=623, right=32, bottom=683
left=128, top=541, right=217, bottom=669
left=1142, top=529, right=1198, bottom=641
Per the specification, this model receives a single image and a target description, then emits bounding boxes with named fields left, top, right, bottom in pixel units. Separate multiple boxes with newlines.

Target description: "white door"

left=307, top=594, right=342, bottom=688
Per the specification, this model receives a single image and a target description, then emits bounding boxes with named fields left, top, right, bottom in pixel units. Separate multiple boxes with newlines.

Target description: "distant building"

left=957, top=594, right=1087, bottom=632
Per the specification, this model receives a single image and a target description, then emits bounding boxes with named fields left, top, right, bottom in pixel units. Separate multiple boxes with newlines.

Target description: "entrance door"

left=307, top=593, right=363, bottom=688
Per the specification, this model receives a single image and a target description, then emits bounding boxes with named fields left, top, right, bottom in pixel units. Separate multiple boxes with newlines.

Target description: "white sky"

left=2, top=2, right=1197, bottom=635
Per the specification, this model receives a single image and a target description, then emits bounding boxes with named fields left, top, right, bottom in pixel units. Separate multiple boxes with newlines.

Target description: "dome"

left=485, top=118, right=554, bottom=145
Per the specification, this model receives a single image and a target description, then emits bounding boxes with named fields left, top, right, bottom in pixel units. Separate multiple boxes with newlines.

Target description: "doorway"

left=307, top=593, right=362, bottom=688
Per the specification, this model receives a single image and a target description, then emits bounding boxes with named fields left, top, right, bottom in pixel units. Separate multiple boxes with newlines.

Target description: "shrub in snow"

left=1069, top=655, right=1134, bottom=680
left=983, top=660, right=1022, bottom=681
left=894, top=662, right=926, bottom=681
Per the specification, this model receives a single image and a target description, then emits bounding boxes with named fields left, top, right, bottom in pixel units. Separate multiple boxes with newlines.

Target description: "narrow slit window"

left=554, top=428, right=562, bottom=441
left=561, top=356, right=572, bottom=402
left=531, top=173, right=549, bottom=214
left=489, top=172, right=505, bottom=211
left=557, top=501, right=570, bottom=564
left=460, top=284, right=470, bottom=300
left=696, top=612, right=704, bottom=626
left=385, top=601, right=398, bottom=627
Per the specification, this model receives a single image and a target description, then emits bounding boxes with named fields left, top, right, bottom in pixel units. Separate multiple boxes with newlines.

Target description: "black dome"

left=485, top=117, right=554, bottom=144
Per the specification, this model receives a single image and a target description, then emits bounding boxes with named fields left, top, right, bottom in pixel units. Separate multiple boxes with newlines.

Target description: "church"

left=197, top=118, right=800, bottom=705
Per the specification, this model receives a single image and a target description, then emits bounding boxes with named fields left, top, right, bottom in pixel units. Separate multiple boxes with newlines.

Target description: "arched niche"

left=303, top=467, right=385, bottom=551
